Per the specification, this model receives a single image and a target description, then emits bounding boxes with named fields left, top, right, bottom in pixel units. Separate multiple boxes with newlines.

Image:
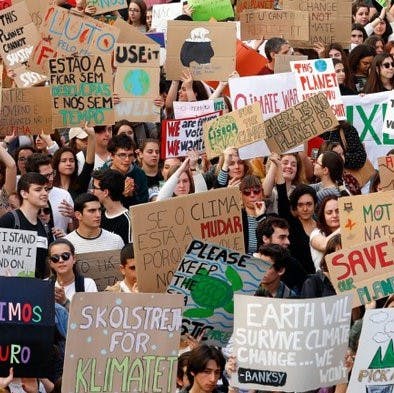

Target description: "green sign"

left=189, top=0, right=234, bottom=21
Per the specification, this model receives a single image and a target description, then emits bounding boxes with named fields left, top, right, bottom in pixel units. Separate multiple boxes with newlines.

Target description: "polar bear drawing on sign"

left=180, top=27, right=214, bottom=66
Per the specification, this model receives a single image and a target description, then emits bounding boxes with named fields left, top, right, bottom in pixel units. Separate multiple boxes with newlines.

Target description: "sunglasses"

left=242, top=187, right=262, bottom=196
left=39, top=207, right=51, bottom=215
left=50, top=252, right=72, bottom=263
left=382, top=62, right=394, bottom=69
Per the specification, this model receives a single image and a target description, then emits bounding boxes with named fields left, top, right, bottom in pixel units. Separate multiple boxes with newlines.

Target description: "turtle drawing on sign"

left=183, top=266, right=243, bottom=318
left=180, top=27, right=214, bottom=67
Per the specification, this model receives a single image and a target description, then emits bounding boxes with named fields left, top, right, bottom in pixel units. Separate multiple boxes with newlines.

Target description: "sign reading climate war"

left=62, top=293, right=183, bottom=393
left=48, top=55, right=114, bottom=127
left=168, top=240, right=268, bottom=346
left=233, top=294, right=352, bottom=392
left=130, top=187, right=244, bottom=293
left=0, top=277, right=55, bottom=377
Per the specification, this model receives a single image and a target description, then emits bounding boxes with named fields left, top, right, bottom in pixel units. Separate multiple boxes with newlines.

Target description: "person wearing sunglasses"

left=364, top=53, right=394, bottom=93
left=239, top=175, right=266, bottom=255
left=48, top=238, right=97, bottom=309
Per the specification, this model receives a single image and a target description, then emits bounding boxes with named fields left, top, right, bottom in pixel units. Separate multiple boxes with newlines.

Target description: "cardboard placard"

left=232, top=294, right=352, bottom=392
left=283, top=0, right=352, bottom=47
left=114, top=43, right=160, bottom=123
left=151, top=2, right=183, bottom=33
left=0, top=277, right=55, bottom=377
left=166, top=20, right=236, bottom=81
left=274, top=54, right=307, bottom=74
left=203, top=102, right=265, bottom=159
left=0, top=229, right=37, bottom=277
left=12, top=66, right=47, bottom=88
left=87, top=0, right=127, bottom=15
left=265, top=92, right=338, bottom=154
left=0, top=86, right=52, bottom=135
left=29, top=5, right=119, bottom=74
left=239, top=9, right=309, bottom=41
left=343, top=92, right=394, bottom=168
left=62, top=292, right=183, bottom=393
left=378, top=155, right=394, bottom=191
left=236, top=0, right=274, bottom=17
left=76, top=250, right=122, bottom=292
left=173, top=97, right=225, bottom=119
left=0, top=1, right=40, bottom=70
left=162, top=111, right=221, bottom=158
left=290, top=58, right=345, bottom=120
left=339, top=191, right=394, bottom=249
left=48, top=54, right=114, bottom=128
left=347, top=309, right=394, bottom=393
left=130, top=187, right=245, bottom=293
left=326, top=238, right=394, bottom=308
left=167, top=239, right=269, bottom=346
left=188, top=0, right=234, bottom=21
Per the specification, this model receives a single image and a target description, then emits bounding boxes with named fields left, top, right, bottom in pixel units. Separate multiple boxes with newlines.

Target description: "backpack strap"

left=11, top=209, right=20, bottom=229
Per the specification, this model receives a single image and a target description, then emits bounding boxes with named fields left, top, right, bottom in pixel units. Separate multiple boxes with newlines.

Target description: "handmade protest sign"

left=343, top=92, right=394, bottom=167
left=29, top=5, right=119, bottom=74
left=12, top=67, right=47, bottom=88
left=188, top=0, right=234, bottom=21
left=283, top=0, right=352, bottom=47
left=173, top=97, right=225, bottom=119
left=378, top=155, right=394, bottom=191
left=239, top=9, right=309, bottom=41
left=274, top=54, right=307, bottom=73
left=232, top=294, right=352, bottom=392
left=0, top=277, right=54, bottom=377
left=162, top=111, right=221, bottom=158
left=168, top=239, right=269, bottom=346
left=382, top=90, right=394, bottom=138
left=203, top=102, right=265, bottom=159
left=166, top=21, right=236, bottom=81
left=87, top=0, right=127, bottom=15
left=151, top=2, right=183, bottom=32
left=0, top=229, right=36, bottom=277
left=236, top=0, right=274, bottom=17
left=290, top=58, right=345, bottom=120
left=264, top=93, right=338, bottom=154
left=62, top=292, right=183, bottom=393
left=0, top=1, right=40, bottom=71
left=348, top=308, right=394, bottom=393
left=339, top=191, right=394, bottom=249
left=326, top=238, right=394, bottom=308
left=48, top=55, right=114, bottom=128
left=131, top=187, right=244, bottom=292
left=76, top=250, right=122, bottom=292
left=114, top=43, right=160, bottom=123
left=0, top=86, right=52, bottom=135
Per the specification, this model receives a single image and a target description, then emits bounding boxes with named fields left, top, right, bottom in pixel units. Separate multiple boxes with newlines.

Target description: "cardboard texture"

left=283, top=0, right=352, bottom=47
left=0, top=86, right=52, bottom=135
left=339, top=191, right=394, bottom=249
left=264, top=92, right=338, bottom=154
left=62, top=292, right=183, bottom=393
left=167, top=239, right=269, bottom=346
left=343, top=92, right=393, bottom=167
left=0, top=228, right=36, bottom=277
left=0, top=1, right=41, bottom=70
left=13, top=66, right=47, bottom=88
left=326, top=238, right=394, bottom=308
left=0, top=277, right=55, bottom=378
left=114, top=43, right=160, bottom=123
left=203, top=102, right=265, bottom=159
left=114, top=17, right=154, bottom=45
left=173, top=97, right=225, bottom=119
left=347, top=309, right=394, bottom=393
left=378, top=155, right=394, bottom=191
left=76, top=250, right=122, bottom=292
left=166, top=20, right=236, bottom=81
left=47, top=54, right=114, bottom=128
left=151, top=3, right=183, bottom=32
left=87, top=0, right=127, bottom=15
left=274, top=54, right=307, bottom=73
left=232, top=294, right=352, bottom=392
left=29, top=5, right=119, bottom=74
left=236, top=0, right=274, bottom=17
left=161, top=111, right=221, bottom=158
left=130, top=187, right=245, bottom=293
left=239, top=9, right=309, bottom=41
left=188, top=0, right=234, bottom=21
left=290, top=58, right=346, bottom=120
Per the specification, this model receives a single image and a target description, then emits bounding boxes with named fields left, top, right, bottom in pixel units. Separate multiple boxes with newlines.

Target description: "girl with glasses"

left=48, top=238, right=97, bottom=309
left=127, top=0, right=149, bottom=32
left=364, top=53, right=394, bottom=92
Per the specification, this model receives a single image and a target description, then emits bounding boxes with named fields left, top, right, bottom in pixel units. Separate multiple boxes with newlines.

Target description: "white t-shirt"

left=76, top=151, right=110, bottom=174
left=49, top=186, right=74, bottom=232
left=55, top=277, right=98, bottom=301
left=309, top=227, right=324, bottom=271
left=65, top=228, right=125, bottom=254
